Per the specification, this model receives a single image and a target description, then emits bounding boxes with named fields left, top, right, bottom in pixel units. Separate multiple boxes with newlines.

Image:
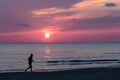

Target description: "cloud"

left=105, top=3, right=117, bottom=7
left=32, top=0, right=120, bottom=21
left=53, top=16, right=120, bottom=32
left=32, top=7, right=67, bottom=16
left=15, top=24, right=31, bottom=27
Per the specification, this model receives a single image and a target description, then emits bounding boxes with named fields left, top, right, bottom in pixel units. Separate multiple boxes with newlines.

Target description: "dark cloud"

left=105, top=3, right=117, bottom=7
left=15, top=24, right=31, bottom=27
left=58, top=16, right=120, bottom=31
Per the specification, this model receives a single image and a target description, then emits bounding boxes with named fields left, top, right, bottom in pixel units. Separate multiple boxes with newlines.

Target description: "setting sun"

left=44, top=33, right=50, bottom=38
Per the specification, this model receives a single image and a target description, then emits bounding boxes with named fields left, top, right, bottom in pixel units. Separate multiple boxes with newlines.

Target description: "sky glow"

left=0, top=0, right=120, bottom=42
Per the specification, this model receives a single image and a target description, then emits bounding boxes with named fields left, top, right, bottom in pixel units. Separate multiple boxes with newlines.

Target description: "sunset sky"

left=0, top=0, right=120, bottom=42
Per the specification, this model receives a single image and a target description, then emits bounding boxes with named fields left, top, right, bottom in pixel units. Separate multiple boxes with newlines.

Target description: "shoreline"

left=0, top=67, right=120, bottom=80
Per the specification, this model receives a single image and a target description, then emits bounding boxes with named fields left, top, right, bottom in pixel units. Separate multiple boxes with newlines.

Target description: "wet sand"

left=0, top=68, right=120, bottom=80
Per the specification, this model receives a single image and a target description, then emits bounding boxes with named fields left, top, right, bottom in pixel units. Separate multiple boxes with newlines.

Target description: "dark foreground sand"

left=0, top=68, right=120, bottom=80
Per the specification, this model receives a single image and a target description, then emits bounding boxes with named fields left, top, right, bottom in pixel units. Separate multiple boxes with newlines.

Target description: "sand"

left=0, top=68, right=120, bottom=80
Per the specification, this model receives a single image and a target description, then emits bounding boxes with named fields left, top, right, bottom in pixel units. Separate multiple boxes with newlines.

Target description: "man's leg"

left=30, top=67, right=33, bottom=72
left=25, top=67, right=30, bottom=72
left=29, top=63, right=33, bottom=72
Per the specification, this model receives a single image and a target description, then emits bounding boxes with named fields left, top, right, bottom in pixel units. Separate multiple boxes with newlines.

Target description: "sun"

left=44, top=33, right=50, bottom=38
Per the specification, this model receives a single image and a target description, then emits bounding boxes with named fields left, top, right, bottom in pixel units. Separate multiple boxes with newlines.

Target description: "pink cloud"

left=32, top=0, right=120, bottom=21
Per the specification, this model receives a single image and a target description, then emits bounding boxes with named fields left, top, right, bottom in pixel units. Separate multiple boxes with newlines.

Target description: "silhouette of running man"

left=25, top=54, right=33, bottom=72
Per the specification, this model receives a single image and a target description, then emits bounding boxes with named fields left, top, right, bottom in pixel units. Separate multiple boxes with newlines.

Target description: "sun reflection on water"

left=43, top=44, right=51, bottom=59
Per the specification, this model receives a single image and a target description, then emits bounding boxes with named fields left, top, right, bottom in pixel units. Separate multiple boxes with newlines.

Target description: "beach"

left=0, top=68, right=120, bottom=80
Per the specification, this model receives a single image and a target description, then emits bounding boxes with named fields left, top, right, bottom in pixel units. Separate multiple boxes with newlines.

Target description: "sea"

left=0, top=42, right=120, bottom=73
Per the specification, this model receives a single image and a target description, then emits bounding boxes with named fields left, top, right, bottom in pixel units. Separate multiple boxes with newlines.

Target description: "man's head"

left=30, top=53, right=33, bottom=56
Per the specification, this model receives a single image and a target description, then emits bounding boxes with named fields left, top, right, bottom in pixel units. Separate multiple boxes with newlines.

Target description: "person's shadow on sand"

left=25, top=54, right=33, bottom=72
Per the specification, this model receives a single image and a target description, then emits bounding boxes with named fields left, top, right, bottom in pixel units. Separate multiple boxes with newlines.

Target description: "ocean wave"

left=46, top=59, right=120, bottom=66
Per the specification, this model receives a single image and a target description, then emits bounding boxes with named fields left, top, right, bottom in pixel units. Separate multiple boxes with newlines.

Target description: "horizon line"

left=0, top=42, right=120, bottom=43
